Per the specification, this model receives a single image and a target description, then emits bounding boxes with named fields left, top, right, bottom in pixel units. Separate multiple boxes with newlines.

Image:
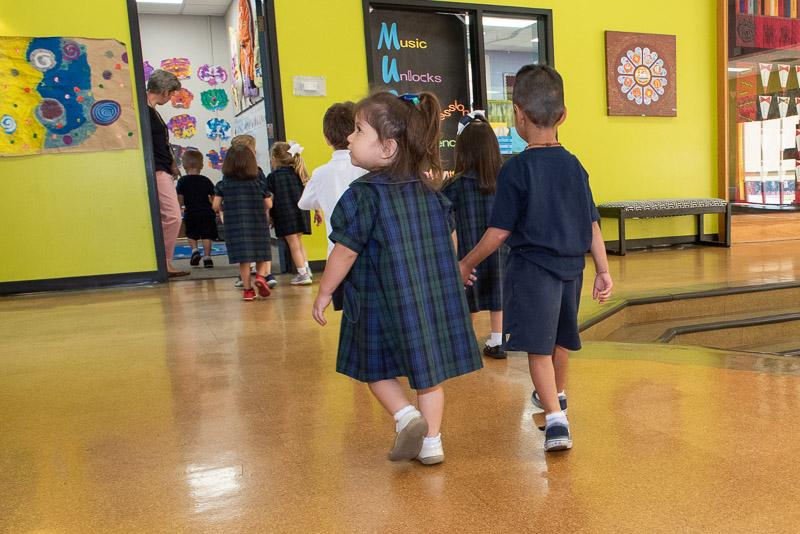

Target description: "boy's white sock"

left=203, top=255, right=211, bottom=260
left=545, top=411, right=568, bottom=426
left=192, top=248, right=199, bottom=253
left=393, top=404, right=418, bottom=432
left=486, top=333, right=503, bottom=347
left=558, top=391, right=566, bottom=398
left=297, top=267, right=308, bottom=276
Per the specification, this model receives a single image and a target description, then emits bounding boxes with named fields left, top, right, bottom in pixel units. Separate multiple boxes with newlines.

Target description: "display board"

left=367, top=8, right=470, bottom=177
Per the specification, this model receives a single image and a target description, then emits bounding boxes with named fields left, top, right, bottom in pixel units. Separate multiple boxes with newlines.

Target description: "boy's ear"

left=555, top=107, right=568, bottom=127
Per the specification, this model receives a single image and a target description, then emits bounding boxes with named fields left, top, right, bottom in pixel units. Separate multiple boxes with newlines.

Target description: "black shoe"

left=189, top=250, right=201, bottom=266
left=203, top=258, right=214, bottom=268
left=483, top=344, right=507, bottom=359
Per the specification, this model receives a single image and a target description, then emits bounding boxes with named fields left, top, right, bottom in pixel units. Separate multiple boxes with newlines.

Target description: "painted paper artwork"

left=167, top=114, right=196, bottom=138
left=200, top=88, right=228, bottom=111
left=0, top=36, right=138, bottom=157
left=605, top=31, right=677, bottom=117
left=197, top=64, right=228, bottom=86
left=170, top=88, right=194, bottom=108
left=206, top=146, right=227, bottom=170
left=170, top=143, right=199, bottom=165
left=206, top=118, right=231, bottom=140
left=160, top=57, right=191, bottom=79
left=143, top=60, right=155, bottom=81
left=229, top=0, right=262, bottom=115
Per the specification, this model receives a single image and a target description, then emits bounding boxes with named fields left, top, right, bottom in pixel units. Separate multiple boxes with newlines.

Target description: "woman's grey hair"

left=146, top=69, right=181, bottom=94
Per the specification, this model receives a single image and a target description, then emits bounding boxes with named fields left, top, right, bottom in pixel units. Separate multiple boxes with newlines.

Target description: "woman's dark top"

left=149, top=105, right=174, bottom=174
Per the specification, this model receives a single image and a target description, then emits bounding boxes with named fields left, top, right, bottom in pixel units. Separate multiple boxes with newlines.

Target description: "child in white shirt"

left=298, top=102, right=367, bottom=257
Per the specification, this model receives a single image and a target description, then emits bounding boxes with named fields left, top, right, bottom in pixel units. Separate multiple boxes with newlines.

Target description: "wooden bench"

left=597, top=198, right=732, bottom=256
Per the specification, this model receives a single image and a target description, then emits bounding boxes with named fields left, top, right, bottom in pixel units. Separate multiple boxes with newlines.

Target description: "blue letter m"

left=378, top=22, right=400, bottom=50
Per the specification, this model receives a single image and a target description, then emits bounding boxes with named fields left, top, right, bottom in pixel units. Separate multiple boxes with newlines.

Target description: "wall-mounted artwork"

left=206, top=118, right=231, bottom=140
left=0, top=36, right=139, bottom=157
left=160, top=57, right=191, bottom=79
left=167, top=114, right=196, bottom=138
left=197, top=64, right=228, bottom=86
left=605, top=31, right=676, bottom=117
left=206, top=146, right=228, bottom=170
left=228, top=0, right=262, bottom=115
left=200, top=88, right=228, bottom=111
left=170, top=88, right=194, bottom=109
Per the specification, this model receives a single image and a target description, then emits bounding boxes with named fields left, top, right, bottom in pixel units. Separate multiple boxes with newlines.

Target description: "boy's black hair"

left=512, top=64, right=565, bottom=128
left=323, top=102, right=356, bottom=150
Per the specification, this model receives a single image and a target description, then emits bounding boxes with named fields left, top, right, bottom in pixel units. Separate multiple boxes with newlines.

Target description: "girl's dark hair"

left=454, top=118, right=502, bottom=194
left=354, top=91, right=442, bottom=186
left=222, top=144, right=258, bottom=180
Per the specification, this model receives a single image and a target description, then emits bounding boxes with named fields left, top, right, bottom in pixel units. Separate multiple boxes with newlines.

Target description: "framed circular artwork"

left=605, top=31, right=677, bottom=117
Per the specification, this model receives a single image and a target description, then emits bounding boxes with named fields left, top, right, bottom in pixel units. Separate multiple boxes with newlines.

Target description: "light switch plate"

left=293, top=76, right=326, bottom=96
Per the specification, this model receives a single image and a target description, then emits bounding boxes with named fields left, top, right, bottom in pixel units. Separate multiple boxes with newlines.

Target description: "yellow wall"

left=274, top=0, right=718, bottom=261
left=0, top=2, right=157, bottom=283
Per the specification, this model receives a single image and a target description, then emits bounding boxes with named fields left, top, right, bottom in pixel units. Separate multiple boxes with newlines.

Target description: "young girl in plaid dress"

left=212, top=145, right=273, bottom=301
left=443, top=112, right=507, bottom=359
left=312, top=92, right=482, bottom=465
left=267, top=142, right=313, bottom=285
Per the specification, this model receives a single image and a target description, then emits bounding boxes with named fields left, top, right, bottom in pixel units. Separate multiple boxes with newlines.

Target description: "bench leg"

left=697, top=213, right=704, bottom=243
left=619, top=216, right=626, bottom=256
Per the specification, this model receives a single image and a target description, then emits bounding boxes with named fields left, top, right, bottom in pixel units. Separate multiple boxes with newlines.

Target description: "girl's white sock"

left=486, top=332, right=503, bottom=347
left=422, top=434, right=442, bottom=447
left=297, top=267, right=308, bottom=276
left=393, top=405, right=417, bottom=431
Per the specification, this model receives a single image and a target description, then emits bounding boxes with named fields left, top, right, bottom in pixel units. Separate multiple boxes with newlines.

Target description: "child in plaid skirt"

left=212, top=145, right=274, bottom=301
left=267, top=142, right=313, bottom=286
left=443, top=111, right=507, bottom=359
left=312, top=92, right=482, bottom=466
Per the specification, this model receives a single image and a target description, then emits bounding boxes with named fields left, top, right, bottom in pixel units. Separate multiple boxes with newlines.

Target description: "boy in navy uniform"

left=460, top=65, right=613, bottom=452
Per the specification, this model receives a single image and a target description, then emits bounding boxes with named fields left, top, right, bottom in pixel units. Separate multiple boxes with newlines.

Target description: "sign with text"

left=368, top=8, right=470, bottom=176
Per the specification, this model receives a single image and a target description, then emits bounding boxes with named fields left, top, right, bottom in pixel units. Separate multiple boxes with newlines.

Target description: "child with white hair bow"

left=267, top=140, right=314, bottom=285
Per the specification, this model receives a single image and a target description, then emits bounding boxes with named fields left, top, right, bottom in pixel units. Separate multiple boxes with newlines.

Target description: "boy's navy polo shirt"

left=489, top=146, right=600, bottom=280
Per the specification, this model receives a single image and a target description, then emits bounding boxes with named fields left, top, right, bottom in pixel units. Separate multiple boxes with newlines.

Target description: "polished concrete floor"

left=3, top=242, right=800, bottom=532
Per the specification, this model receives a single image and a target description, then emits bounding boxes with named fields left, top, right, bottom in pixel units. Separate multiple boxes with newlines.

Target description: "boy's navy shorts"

left=503, top=254, right=582, bottom=355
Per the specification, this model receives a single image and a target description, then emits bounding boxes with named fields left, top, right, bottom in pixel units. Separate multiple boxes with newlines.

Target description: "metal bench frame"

left=598, top=201, right=732, bottom=256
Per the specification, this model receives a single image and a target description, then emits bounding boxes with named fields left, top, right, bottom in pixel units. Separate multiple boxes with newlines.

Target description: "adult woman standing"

left=147, top=69, right=188, bottom=277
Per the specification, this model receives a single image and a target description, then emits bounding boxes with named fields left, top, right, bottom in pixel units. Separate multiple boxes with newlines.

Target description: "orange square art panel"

left=605, top=31, right=677, bottom=117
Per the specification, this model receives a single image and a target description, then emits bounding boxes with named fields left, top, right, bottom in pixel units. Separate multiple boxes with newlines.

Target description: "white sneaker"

left=234, top=278, right=244, bottom=288
left=416, top=435, right=444, bottom=465
left=290, top=273, right=312, bottom=285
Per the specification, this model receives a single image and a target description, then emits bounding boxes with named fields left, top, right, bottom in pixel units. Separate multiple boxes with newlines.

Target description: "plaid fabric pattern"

left=214, top=177, right=271, bottom=263
left=329, top=173, right=483, bottom=390
left=443, top=174, right=506, bottom=312
left=267, top=166, right=311, bottom=237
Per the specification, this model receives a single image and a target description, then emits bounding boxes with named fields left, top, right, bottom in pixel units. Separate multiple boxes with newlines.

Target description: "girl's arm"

left=590, top=221, right=613, bottom=303
left=459, top=227, right=510, bottom=284
left=312, top=243, right=359, bottom=326
left=264, top=195, right=273, bottom=210
left=212, top=196, right=222, bottom=213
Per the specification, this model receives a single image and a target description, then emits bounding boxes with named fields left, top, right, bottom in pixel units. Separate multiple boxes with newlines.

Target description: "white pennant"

left=760, top=63, right=773, bottom=89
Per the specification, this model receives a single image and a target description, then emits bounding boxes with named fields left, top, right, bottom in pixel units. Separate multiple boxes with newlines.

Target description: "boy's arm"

left=459, top=227, right=510, bottom=284
left=589, top=221, right=613, bottom=303
left=297, top=172, right=320, bottom=210
left=312, top=243, right=358, bottom=326
left=211, top=196, right=222, bottom=213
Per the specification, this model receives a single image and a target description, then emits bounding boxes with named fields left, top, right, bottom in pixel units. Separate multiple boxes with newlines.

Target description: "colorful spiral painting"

left=0, top=36, right=138, bottom=156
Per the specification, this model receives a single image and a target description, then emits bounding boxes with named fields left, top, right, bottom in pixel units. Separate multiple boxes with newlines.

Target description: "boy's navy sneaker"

left=189, top=250, right=201, bottom=266
left=203, top=258, right=214, bottom=268
left=544, top=421, right=572, bottom=452
left=266, top=274, right=278, bottom=288
left=532, top=390, right=568, bottom=413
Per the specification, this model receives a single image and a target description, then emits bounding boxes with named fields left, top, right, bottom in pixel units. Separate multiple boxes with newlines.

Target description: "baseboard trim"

left=604, top=233, right=721, bottom=252
left=0, top=271, right=164, bottom=296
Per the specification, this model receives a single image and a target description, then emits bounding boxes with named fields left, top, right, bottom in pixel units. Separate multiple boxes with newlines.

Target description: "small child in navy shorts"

left=459, top=65, right=613, bottom=453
